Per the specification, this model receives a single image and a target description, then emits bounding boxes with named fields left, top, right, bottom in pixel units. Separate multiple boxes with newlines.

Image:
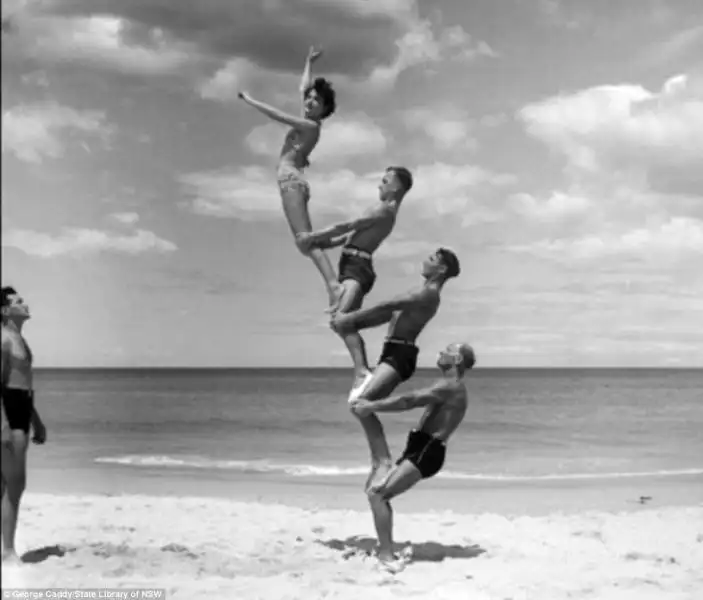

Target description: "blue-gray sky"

left=2, top=0, right=702, bottom=367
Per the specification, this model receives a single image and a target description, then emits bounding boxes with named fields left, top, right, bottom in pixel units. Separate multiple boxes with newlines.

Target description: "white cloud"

left=198, top=58, right=254, bottom=102
left=110, top=212, right=140, bottom=225
left=511, top=72, right=703, bottom=262
left=180, top=166, right=376, bottom=220
left=519, top=74, right=703, bottom=183
left=510, top=217, right=703, bottom=262
left=368, top=22, right=495, bottom=88
left=401, top=106, right=478, bottom=151
left=2, top=227, right=177, bottom=258
left=180, top=161, right=516, bottom=226
left=409, top=162, right=516, bottom=221
left=199, top=11, right=496, bottom=99
left=244, top=115, right=388, bottom=163
left=2, top=101, right=112, bottom=163
left=510, top=191, right=591, bottom=222
left=5, top=13, right=197, bottom=76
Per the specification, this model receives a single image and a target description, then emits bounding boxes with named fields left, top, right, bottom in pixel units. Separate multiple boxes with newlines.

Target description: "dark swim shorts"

left=338, top=248, right=376, bottom=296
left=378, top=338, right=419, bottom=381
left=1, top=387, right=34, bottom=433
left=397, top=429, right=446, bottom=479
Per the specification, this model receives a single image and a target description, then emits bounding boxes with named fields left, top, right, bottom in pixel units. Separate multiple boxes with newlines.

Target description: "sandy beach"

left=2, top=492, right=701, bottom=600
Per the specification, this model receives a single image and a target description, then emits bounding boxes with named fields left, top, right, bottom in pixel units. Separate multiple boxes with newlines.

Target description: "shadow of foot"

left=21, top=544, right=75, bottom=564
left=316, top=535, right=486, bottom=563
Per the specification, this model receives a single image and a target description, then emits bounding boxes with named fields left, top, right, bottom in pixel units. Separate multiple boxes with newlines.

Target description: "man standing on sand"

left=1, top=286, right=47, bottom=564
left=297, top=166, right=413, bottom=397
left=351, top=342, right=476, bottom=573
left=329, top=247, right=460, bottom=538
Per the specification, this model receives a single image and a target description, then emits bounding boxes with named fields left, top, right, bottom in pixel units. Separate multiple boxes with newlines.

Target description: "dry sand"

left=1, top=493, right=702, bottom=599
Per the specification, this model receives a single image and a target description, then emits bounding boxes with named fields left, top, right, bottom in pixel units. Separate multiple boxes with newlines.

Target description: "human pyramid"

left=238, top=46, right=477, bottom=573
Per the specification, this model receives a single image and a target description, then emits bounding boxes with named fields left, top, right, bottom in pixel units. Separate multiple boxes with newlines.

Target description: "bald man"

left=350, top=342, right=476, bottom=572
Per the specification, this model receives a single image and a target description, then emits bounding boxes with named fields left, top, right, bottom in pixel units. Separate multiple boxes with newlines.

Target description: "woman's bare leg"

left=279, top=181, right=343, bottom=308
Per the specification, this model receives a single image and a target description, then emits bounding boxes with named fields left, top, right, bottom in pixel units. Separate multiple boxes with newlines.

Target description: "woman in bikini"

left=238, top=46, right=344, bottom=310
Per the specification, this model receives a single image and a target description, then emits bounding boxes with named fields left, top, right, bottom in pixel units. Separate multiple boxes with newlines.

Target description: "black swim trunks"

left=338, top=247, right=376, bottom=296
left=378, top=337, right=419, bottom=381
left=1, top=387, right=34, bottom=433
left=397, top=429, right=446, bottom=479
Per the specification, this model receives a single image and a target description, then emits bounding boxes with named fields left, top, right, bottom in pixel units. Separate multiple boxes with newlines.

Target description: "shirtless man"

left=329, top=247, right=460, bottom=509
left=239, top=46, right=343, bottom=310
left=351, top=342, right=475, bottom=572
left=297, top=166, right=413, bottom=394
left=1, top=286, right=47, bottom=563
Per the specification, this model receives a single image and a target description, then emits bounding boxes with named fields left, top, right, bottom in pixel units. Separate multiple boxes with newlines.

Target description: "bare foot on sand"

left=377, top=553, right=407, bottom=574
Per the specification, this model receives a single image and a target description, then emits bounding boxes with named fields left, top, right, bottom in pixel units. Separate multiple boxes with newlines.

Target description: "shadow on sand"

left=317, top=535, right=486, bottom=563
left=21, top=544, right=75, bottom=564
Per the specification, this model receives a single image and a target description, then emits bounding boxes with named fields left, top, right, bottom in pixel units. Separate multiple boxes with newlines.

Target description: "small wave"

left=94, top=455, right=368, bottom=477
left=94, top=455, right=703, bottom=481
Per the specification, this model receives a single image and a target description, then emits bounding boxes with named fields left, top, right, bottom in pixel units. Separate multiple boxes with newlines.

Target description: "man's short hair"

left=387, top=166, right=413, bottom=193
left=1, top=286, right=17, bottom=308
left=437, top=248, right=460, bottom=279
left=304, top=77, right=337, bottom=119
left=459, top=344, right=476, bottom=370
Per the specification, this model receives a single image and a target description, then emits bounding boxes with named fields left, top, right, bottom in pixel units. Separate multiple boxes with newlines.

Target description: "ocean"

left=27, top=368, right=703, bottom=497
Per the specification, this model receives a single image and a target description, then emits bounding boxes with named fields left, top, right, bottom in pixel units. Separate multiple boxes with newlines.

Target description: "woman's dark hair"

left=305, top=77, right=337, bottom=119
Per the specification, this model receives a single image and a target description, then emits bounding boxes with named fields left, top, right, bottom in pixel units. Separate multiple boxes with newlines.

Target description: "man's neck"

left=423, top=277, right=444, bottom=290
left=441, top=368, right=463, bottom=383
left=2, top=319, right=25, bottom=334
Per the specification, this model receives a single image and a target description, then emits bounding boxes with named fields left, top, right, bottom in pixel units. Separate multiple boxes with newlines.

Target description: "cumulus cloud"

left=2, top=227, right=177, bottom=258
left=110, top=212, right=140, bottom=225
left=509, top=191, right=591, bottom=222
left=244, top=115, right=388, bottom=163
left=3, top=0, right=494, bottom=92
left=179, top=166, right=375, bottom=220
left=179, top=160, right=516, bottom=227
left=2, top=101, right=113, bottom=163
left=519, top=73, right=703, bottom=194
left=2, top=9, right=198, bottom=76
left=512, top=73, right=703, bottom=263
left=510, top=217, right=703, bottom=262
left=400, top=106, right=481, bottom=152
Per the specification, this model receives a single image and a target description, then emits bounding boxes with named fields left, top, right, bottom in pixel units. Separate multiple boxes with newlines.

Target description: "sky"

left=1, top=0, right=702, bottom=368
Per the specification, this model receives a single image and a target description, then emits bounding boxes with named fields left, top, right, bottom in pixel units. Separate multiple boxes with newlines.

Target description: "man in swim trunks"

left=1, top=286, right=47, bottom=563
left=350, top=342, right=475, bottom=572
left=296, top=166, right=413, bottom=394
left=329, top=248, right=461, bottom=524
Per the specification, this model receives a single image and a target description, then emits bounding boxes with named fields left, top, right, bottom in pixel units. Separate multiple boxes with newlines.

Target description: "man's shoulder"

left=371, top=202, right=398, bottom=219
left=433, top=379, right=466, bottom=398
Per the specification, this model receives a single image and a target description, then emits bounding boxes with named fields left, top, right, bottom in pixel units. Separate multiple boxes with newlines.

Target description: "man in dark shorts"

left=330, top=247, right=461, bottom=567
left=351, top=342, right=476, bottom=572
left=297, top=166, right=413, bottom=396
left=1, top=286, right=47, bottom=563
